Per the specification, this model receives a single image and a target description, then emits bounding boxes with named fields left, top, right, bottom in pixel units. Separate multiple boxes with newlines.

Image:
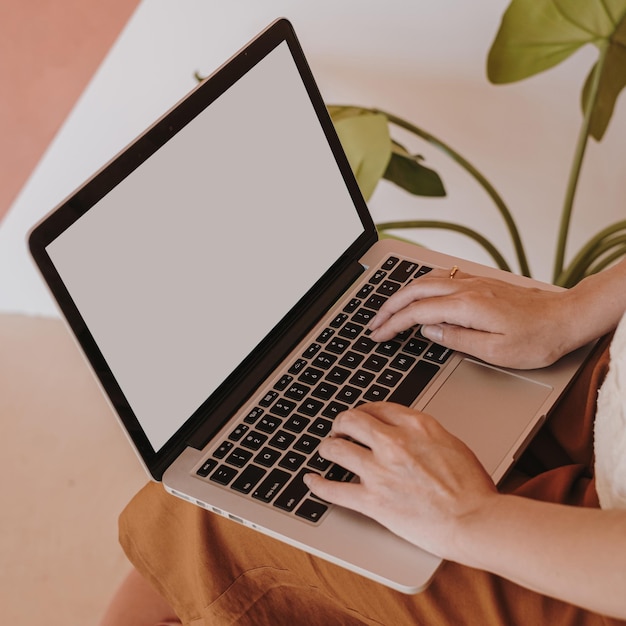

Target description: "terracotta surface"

left=0, top=0, right=141, bottom=222
left=0, top=3, right=144, bottom=623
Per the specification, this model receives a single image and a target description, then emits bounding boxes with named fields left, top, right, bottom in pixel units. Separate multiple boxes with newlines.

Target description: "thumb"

left=420, top=323, right=482, bottom=356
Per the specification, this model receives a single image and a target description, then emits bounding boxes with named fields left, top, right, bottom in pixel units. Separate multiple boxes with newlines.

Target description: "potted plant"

left=330, top=0, right=626, bottom=287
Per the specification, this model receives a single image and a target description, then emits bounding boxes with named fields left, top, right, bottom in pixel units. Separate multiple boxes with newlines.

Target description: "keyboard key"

left=326, top=338, right=350, bottom=354
left=353, top=336, right=376, bottom=353
left=296, top=498, right=328, bottom=522
left=415, top=265, right=433, bottom=277
left=424, top=343, right=454, bottom=364
left=226, top=447, right=253, bottom=468
left=343, top=298, right=361, bottom=314
left=376, top=280, right=401, bottom=297
left=257, top=415, right=283, bottom=433
left=364, top=294, right=388, bottom=311
left=349, top=370, right=375, bottom=388
left=375, top=340, right=401, bottom=357
left=231, top=464, right=266, bottom=494
left=322, top=401, right=348, bottom=420
left=213, top=440, right=234, bottom=459
left=377, top=368, right=403, bottom=387
left=369, top=269, right=387, bottom=284
left=325, top=366, right=351, bottom=384
left=330, top=313, right=348, bottom=328
left=336, top=385, right=362, bottom=404
left=243, top=407, right=264, bottom=424
left=355, top=283, right=374, bottom=299
left=269, top=399, right=296, bottom=418
left=241, top=431, right=268, bottom=451
left=338, top=351, right=364, bottom=369
left=352, top=308, right=376, bottom=325
left=294, top=433, right=321, bottom=454
left=274, top=374, right=293, bottom=391
left=339, top=322, right=363, bottom=340
left=311, top=381, right=338, bottom=401
left=390, top=354, right=416, bottom=371
left=303, top=343, right=321, bottom=359
left=307, top=417, right=333, bottom=437
left=388, top=360, right=440, bottom=407
left=210, top=465, right=238, bottom=486
left=259, top=391, right=278, bottom=407
left=288, top=359, right=307, bottom=375
left=285, top=382, right=310, bottom=401
left=269, top=430, right=296, bottom=450
left=278, top=451, right=306, bottom=472
left=274, top=469, right=313, bottom=512
left=363, top=385, right=390, bottom=402
left=312, top=352, right=337, bottom=370
left=325, top=463, right=355, bottom=483
left=381, top=256, right=400, bottom=271
left=316, top=327, right=335, bottom=343
left=362, top=354, right=389, bottom=372
left=252, top=468, right=291, bottom=503
left=403, top=338, right=428, bottom=356
left=307, top=453, right=332, bottom=472
left=298, top=398, right=324, bottom=417
left=396, top=328, right=413, bottom=342
left=228, top=424, right=249, bottom=441
left=283, top=414, right=311, bottom=433
left=389, top=260, right=419, bottom=283
left=196, top=458, right=218, bottom=477
left=299, top=367, right=324, bottom=385
left=254, top=447, right=281, bottom=467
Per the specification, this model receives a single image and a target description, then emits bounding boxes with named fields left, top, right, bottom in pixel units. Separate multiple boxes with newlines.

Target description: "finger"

left=369, top=277, right=477, bottom=341
left=303, top=472, right=365, bottom=511
left=317, top=434, right=371, bottom=477
left=369, top=275, right=462, bottom=331
left=420, top=321, right=494, bottom=351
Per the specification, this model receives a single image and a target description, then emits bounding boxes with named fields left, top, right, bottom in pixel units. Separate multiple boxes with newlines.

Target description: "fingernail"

left=420, top=324, right=443, bottom=342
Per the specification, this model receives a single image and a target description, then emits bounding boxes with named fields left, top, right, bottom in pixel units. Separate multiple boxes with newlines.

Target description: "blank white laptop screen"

left=46, top=42, right=364, bottom=451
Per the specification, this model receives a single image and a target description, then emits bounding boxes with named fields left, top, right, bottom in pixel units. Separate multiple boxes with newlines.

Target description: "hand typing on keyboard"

left=368, top=268, right=583, bottom=370
left=303, top=401, right=497, bottom=559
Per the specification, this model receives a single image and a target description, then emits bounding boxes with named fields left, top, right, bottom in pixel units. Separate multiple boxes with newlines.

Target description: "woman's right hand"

left=368, top=268, right=578, bottom=370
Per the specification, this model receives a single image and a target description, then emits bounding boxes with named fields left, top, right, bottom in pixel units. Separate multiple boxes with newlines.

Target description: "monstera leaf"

left=487, top=0, right=626, bottom=139
left=328, top=106, right=445, bottom=200
left=328, top=106, right=391, bottom=200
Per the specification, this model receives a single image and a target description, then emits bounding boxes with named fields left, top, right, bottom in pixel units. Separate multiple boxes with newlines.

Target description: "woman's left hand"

left=304, top=402, right=498, bottom=559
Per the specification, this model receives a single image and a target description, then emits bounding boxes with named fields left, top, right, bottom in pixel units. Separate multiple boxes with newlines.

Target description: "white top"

left=595, top=311, right=626, bottom=509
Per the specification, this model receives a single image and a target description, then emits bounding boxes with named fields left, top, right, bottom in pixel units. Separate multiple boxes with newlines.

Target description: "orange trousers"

left=119, top=335, right=626, bottom=625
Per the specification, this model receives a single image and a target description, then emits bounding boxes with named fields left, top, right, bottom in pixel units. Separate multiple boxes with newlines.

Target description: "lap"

left=119, top=335, right=620, bottom=626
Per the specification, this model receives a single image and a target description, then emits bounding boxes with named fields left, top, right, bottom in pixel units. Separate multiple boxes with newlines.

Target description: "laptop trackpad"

left=423, top=359, right=552, bottom=476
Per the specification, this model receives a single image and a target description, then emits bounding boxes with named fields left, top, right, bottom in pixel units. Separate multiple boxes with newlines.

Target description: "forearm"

left=453, top=494, right=626, bottom=619
left=565, top=259, right=626, bottom=348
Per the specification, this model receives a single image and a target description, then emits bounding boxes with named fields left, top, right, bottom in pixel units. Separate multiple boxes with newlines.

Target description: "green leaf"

left=383, top=141, right=446, bottom=197
left=329, top=106, right=392, bottom=200
left=582, top=13, right=626, bottom=139
left=488, top=0, right=626, bottom=139
left=487, top=0, right=626, bottom=84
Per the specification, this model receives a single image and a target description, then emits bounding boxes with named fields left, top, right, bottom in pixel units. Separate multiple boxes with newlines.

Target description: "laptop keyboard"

left=194, top=255, right=453, bottom=523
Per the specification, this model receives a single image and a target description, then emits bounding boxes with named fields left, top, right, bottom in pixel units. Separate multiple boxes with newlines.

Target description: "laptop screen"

left=44, top=40, right=366, bottom=452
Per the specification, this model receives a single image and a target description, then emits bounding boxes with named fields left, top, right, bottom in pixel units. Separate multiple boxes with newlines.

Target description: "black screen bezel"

left=28, top=18, right=377, bottom=479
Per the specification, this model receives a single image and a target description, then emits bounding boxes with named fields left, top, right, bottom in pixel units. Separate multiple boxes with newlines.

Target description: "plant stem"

left=555, top=220, right=626, bottom=286
left=372, top=108, right=530, bottom=277
left=376, top=219, right=511, bottom=271
left=552, top=42, right=610, bottom=283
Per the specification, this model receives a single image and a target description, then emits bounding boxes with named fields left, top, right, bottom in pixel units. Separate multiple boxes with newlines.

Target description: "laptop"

left=28, top=18, right=593, bottom=593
